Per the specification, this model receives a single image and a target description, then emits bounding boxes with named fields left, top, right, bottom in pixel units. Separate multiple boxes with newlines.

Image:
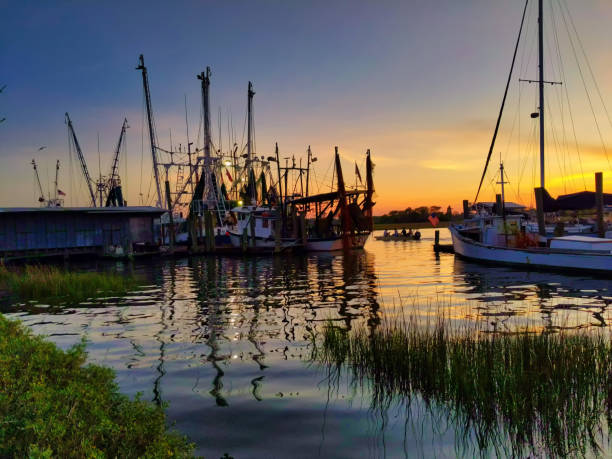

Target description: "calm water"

left=5, top=228, right=611, bottom=458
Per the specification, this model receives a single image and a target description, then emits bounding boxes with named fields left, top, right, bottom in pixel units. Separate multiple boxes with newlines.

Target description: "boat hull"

left=449, top=226, right=612, bottom=273
left=306, top=233, right=370, bottom=251
left=374, top=235, right=421, bottom=241
left=227, top=231, right=299, bottom=252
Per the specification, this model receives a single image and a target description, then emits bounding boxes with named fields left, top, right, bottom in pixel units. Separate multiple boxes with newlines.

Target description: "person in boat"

left=414, top=230, right=421, bottom=240
left=383, top=229, right=389, bottom=237
left=393, top=229, right=399, bottom=237
left=401, top=228, right=407, bottom=237
left=407, top=228, right=413, bottom=237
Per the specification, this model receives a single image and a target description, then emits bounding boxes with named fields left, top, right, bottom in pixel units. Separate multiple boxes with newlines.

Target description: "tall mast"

left=247, top=82, right=254, bottom=163
left=31, top=159, right=45, bottom=204
left=54, top=160, right=60, bottom=203
left=199, top=68, right=212, bottom=162
left=65, top=112, right=97, bottom=207
left=136, top=54, right=163, bottom=208
left=109, top=118, right=128, bottom=189
left=306, top=146, right=311, bottom=200
left=538, top=0, right=545, bottom=189
left=197, top=67, right=214, bottom=206
left=247, top=82, right=255, bottom=202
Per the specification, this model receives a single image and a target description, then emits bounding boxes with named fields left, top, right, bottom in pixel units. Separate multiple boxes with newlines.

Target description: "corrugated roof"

left=0, top=206, right=166, bottom=215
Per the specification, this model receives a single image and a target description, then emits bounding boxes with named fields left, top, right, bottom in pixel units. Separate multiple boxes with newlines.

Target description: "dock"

left=433, top=229, right=454, bottom=253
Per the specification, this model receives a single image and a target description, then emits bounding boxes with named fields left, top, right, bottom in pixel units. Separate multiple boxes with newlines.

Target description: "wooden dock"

left=433, top=229, right=454, bottom=253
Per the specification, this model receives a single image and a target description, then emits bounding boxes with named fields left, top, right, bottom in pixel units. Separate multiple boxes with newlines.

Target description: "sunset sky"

left=2, top=0, right=612, bottom=214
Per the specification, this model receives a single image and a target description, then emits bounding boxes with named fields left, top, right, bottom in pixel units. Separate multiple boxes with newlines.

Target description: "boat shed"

left=0, top=206, right=166, bottom=260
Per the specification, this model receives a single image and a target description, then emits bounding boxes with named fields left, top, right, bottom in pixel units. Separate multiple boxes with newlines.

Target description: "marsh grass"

left=0, top=314, right=194, bottom=458
left=0, top=264, right=139, bottom=304
left=312, top=310, right=612, bottom=457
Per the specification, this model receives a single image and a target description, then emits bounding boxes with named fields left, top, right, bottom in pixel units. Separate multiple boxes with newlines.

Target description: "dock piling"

left=595, top=172, right=604, bottom=238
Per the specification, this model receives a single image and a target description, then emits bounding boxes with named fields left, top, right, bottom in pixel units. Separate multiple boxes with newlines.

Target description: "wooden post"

left=189, top=209, right=198, bottom=252
left=164, top=180, right=175, bottom=251
left=534, top=187, right=546, bottom=239
left=495, top=194, right=503, bottom=216
left=249, top=214, right=256, bottom=248
left=241, top=227, right=248, bottom=253
left=274, top=218, right=282, bottom=253
left=434, top=229, right=440, bottom=249
left=463, top=200, right=470, bottom=220
left=204, top=211, right=215, bottom=252
left=209, top=212, right=216, bottom=252
left=299, top=212, right=307, bottom=247
left=595, top=172, right=604, bottom=238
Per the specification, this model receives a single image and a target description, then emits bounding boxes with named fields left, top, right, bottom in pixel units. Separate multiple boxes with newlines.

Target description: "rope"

left=561, top=0, right=612, bottom=171
left=474, top=0, right=529, bottom=204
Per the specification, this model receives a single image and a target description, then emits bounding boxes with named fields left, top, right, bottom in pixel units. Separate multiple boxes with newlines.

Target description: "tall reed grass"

left=0, top=264, right=139, bottom=304
left=312, top=311, right=612, bottom=457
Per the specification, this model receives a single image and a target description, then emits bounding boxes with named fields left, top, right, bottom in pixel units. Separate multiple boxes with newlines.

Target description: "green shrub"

left=0, top=315, right=194, bottom=458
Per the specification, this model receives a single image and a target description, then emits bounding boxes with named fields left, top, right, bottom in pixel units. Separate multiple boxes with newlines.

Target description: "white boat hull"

left=227, top=231, right=298, bottom=251
left=450, top=226, right=612, bottom=273
left=306, top=233, right=370, bottom=251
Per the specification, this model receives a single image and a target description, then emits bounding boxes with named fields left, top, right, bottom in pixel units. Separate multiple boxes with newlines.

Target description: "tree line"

left=374, top=206, right=460, bottom=224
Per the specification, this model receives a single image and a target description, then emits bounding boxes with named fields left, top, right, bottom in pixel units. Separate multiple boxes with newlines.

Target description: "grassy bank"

left=373, top=221, right=451, bottom=231
left=312, top=317, right=612, bottom=457
left=0, top=264, right=139, bottom=304
left=0, top=314, right=193, bottom=457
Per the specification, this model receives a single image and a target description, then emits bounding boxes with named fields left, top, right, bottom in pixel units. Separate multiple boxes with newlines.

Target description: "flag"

left=57, top=189, right=66, bottom=196
left=225, top=169, right=233, bottom=182
left=355, top=162, right=362, bottom=183
left=428, top=212, right=439, bottom=227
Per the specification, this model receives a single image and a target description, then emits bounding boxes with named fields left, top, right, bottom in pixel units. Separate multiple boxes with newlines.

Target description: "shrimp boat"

left=450, top=0, right=612, bottom=274
left=226, top=205, right=301, bottom=252
left=287, top=147, right=375, bottom=251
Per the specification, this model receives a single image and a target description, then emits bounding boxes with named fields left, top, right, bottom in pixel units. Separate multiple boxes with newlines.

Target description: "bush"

left=0, top=315, right=194, bottom=458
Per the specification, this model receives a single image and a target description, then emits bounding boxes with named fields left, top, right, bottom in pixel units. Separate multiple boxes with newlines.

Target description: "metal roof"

left=288, top=190, right=367, bottom=205
left=0, top=206, right=166, bottom=215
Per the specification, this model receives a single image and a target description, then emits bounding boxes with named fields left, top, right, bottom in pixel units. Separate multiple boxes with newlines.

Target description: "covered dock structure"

left=0, top=206, right=166, bottom=261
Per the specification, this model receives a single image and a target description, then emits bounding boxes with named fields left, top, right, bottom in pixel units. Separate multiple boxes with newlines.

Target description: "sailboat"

left=449, top=0, right=612, bottom=274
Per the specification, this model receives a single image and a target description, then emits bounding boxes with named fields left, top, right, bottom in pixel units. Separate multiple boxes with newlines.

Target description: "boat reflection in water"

left=451, top=256, right=610, bottom=331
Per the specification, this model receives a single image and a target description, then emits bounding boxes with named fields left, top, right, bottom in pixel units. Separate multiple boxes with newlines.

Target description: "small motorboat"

left=375, top=231, right=421, bottom=241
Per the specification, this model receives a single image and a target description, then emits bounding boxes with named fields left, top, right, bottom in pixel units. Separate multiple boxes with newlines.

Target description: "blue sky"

left=2, top=1, right=612, bottom=211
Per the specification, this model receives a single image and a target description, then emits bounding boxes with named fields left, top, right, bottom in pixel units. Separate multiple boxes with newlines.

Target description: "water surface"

left=6, top=228, right=611, bottom=458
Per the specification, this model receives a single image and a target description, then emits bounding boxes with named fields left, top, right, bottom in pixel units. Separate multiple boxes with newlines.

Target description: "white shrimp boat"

left=227, top=206, right=300, bottom=252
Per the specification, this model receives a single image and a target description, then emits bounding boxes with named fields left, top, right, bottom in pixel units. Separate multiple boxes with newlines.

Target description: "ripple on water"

left=4, top=228, right=611, bottom=458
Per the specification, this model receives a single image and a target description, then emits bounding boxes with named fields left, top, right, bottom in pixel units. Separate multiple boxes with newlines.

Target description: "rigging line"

left=473, top=0, right=529, bottom=204
left=549, top=1, right=571, bottom=191
left=123, top=126, right=128, bottom=202
left=519, top=1, right=537, bottom=82
left=518, top=121, right=537, bottom=202
left=558, top=0, right=611, bottom=172
left=545, top=96, right=566, bottom=191
left=140, top=90, right=146, bottom=202
left=542, top=10, right=568, bottom=191
left=556, top=4, right=588, bottom=189
left=561, top=0, right=612, bottom=170
left=240, top=105, right=247, bottom=154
